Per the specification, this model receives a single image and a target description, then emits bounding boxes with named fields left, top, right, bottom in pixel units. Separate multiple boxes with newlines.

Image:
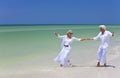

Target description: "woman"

left=87, top=25, right=114, bottom=67
left=54, top=30, right=86, bottom=67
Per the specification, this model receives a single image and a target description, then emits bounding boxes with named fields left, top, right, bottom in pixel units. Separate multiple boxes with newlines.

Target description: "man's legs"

left=102, top=48, right=108, bottom=67
left=96, top=48, right=103, bottom=67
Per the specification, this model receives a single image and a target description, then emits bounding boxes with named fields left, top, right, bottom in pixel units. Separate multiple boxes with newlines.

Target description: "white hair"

left=67, top=30, right=73, bottom=34
left=99, top=25, right=106, bottom=30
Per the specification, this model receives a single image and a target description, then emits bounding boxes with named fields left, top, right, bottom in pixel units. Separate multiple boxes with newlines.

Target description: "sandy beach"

left=0, top=45, right=120, bottom=78
left=0, top=25, right=120, bottom=78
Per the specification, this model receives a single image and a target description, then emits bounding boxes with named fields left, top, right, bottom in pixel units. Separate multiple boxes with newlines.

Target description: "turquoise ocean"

left=0, top=25, right=119, bottom=69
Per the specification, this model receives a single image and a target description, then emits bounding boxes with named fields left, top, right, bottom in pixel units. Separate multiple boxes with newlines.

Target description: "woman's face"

left=67, top=32, right=73, bottom=38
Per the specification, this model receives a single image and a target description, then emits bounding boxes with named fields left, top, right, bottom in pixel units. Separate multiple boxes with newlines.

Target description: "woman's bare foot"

left=60, top=64, right=63, bottom=67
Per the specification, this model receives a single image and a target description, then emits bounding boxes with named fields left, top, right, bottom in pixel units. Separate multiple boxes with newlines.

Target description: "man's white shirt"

left=93, top=31, right=112, bottom=48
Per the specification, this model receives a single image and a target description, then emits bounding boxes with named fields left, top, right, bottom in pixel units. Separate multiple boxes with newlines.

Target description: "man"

left=87, top=25, right=114, bottom=67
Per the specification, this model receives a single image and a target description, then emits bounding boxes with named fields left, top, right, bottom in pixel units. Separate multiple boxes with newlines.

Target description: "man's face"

left=100, top=27, right=105, bottom=32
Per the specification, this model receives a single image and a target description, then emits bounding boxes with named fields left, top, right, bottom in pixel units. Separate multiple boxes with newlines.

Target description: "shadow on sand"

left=71, top=64, right=116, bottom=68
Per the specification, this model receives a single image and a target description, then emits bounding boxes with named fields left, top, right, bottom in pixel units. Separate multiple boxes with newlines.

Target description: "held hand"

left=80, top=38, right=93, bottom=41
left=86, top=38, right=94, bottom=40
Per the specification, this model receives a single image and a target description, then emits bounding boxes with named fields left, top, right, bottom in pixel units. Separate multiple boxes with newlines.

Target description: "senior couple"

left=54, top=25, right=114, bottom=67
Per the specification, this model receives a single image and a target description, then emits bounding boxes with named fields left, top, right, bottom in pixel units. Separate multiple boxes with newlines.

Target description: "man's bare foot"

left=96, top=62, right=100, bottom=67
left=103, top=63, right=107, bottom=67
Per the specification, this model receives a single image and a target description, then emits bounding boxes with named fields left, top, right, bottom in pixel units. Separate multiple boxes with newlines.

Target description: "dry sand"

left=0, top=46, right=120, bottom=78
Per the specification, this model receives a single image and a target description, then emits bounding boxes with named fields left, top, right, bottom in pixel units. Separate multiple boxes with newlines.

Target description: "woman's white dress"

left=54, top=35, right=81, bottom=66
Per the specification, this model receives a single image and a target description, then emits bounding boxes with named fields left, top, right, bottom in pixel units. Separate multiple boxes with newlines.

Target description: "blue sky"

left=0, top=0, right=120, bottom=24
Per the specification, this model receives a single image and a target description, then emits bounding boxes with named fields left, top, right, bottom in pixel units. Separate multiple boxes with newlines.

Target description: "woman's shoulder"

left=72, top=37, right=78, bottom=39
left=62, top=35, right=67, bottom=38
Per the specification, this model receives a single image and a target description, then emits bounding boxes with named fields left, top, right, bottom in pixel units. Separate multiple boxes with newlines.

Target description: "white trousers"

left=54, top=47, right=71, bottom=65
left=97, top=47, right=108, bottom=64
